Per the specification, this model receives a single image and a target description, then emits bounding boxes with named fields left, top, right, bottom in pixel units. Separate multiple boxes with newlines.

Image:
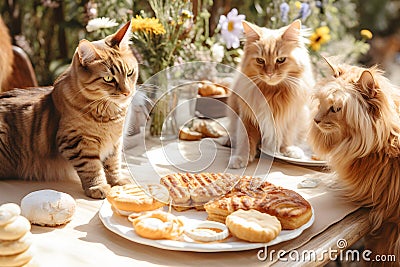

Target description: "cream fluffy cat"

left=0, top=22, right=138, bottom=199
left=309, top=60, right=400, bottom=264
left=228, top=20, right=314, bottom=168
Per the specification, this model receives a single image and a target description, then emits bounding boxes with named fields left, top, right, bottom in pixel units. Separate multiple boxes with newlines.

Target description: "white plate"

left=271, top=153, right=327, bottom=167
left=99, top=199, right=314, bottom=252
left=261, top=143, right=327, bottom=167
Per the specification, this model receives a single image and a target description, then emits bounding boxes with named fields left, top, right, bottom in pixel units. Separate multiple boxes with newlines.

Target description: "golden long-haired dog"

left=309, top=59, right=400, bottom=266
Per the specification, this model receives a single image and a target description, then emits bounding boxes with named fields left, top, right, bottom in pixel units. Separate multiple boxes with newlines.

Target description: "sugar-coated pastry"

left=0, top=246, right=34, bottom=267
left=0, top=216, right=31, bottom=241
left=225, top=209, right=281, bottom=243
left=0, top=203, right=21, bottom=226
left=129, top=210, right=184, bottom=240
left=184, top=221, right=229, bottom=242
left=0, top=232, right=32, bottom=256
left=21, top=189, right=76, bottom=226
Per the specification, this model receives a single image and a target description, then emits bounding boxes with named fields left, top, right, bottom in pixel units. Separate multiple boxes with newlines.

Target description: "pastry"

left=0, top=203, right=21, bottom=226
left=184, top=221, right=229, bottom=242
left=204, top=176, right=312, bottom=230
left=226, top=209, right=281, bottom=243
left=0, top=216, right=31, bottom=241
left=0, top=232, right=32, bottom=256
left=191, top=121, right=221, bottom=138
left=198, top=81, right=227, bottom=97
left=178, top=127, right=202, bottom=141
left=107, top=184, right=169, bottom=215
left=0, top=246, right=34, bottom=267
left=129, top=210, right=184, bottom=240
left=160, top=173, right=240, bottom=211
left=21, top=189, right=76, bottom=226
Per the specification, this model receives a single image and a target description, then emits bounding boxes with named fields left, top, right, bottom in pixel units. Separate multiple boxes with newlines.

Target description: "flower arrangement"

left=82, top=0, right=373, bottom=136
left=129, top=0, right=194, bottom=82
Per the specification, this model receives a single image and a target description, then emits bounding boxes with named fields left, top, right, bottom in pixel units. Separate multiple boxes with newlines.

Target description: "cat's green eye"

left=329, top=106, right=341, bottom=113
left=256, top=57, right=265, bottom=65
left=103, top=75, right=115, bottom=83
left=127, top=69, right=134, bottom=77
left=276, top=57, right=286, bottom=64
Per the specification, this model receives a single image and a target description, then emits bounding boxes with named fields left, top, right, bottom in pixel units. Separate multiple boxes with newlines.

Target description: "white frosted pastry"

left=0, top=203, right=21, bottom=226
left=21, top=190, right=76, bottom=226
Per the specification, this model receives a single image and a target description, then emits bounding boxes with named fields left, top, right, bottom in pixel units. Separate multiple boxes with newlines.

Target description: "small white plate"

left=261, top=142, right=327, bottom=167
left=271, top=153, right=327, bottom=167
left=99, top=199, right=314, bottom=252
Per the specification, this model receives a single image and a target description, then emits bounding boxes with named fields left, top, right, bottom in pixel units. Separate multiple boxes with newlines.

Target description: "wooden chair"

left=6, top=46, right=38, bottom=89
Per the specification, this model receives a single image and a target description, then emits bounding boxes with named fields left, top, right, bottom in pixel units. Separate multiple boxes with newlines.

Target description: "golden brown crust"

left=160, top=173, right=240, bottom=211
left=204, top=176, right=312, bottom=230
left=178, top=127, right=202, bottom=141
left=129, top=210, right=184, bottom=240
left=107, top=184, right=169, bottom=213
left=198, top=81, right=227, bottom=97
left=226, top=209, right=282, bottom=243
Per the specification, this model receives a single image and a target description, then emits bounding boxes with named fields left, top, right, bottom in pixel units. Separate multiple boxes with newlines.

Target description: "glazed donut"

left=0, top=232, right=32, bottom=256
left=129, top=210, right=184, bottom=240
left=0, top=246, right=34, bottom=267
left=0, top=203, right=21, bottom=226
left=0, top=216, right=31, bottom=241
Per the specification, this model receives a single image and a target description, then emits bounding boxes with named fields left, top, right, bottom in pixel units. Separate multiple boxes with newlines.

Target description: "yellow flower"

left=131, top=16, right=166, bottom=35
left=295, top=1, right=302, bottom=9
left=360, top=29, right=373, bottom=40
left=309, top=26, right=331, bottom=51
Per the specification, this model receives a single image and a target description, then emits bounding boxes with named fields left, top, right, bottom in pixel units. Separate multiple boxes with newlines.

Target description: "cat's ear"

left=106, top=21, right=131, bottom=48
left=77, top=40, right=98, bottom=66
left=322, top=56, right=340, bottom=77
left=357, top=70, right=378, bottom=98
left=242, top=21, right=261, bottom=42
left=282, top=19, right=301, bottom=42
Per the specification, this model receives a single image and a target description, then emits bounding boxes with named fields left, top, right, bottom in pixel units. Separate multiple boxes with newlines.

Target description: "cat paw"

left=281, top=146, right=305, bottom=159
left=84, top=184, right=111, bottom=199
left=228, top=155, right=248, bottom=169
left=110, top=177, right=132, bottom=186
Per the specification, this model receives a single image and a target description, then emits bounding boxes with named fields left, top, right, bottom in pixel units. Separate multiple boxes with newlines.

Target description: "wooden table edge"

left=272, top=208, right=371, bottom=266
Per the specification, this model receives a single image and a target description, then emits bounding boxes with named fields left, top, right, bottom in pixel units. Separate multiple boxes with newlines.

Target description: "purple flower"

left=218, top=8, right=245, bottom=49
left=280, top=2, right=290, bottom=23
left=299, top=3, right=311, bottom=20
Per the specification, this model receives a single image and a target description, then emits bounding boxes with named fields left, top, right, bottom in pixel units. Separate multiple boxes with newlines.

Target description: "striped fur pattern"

left=309, top=61, right=400, bottom=265
left=0, top=22, right=138, bottom=199
left=228, top=20, right=314, bottom=168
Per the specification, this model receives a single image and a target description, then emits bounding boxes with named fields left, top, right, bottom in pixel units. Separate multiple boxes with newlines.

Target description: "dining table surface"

left=0, top=124, right=371, bottom=267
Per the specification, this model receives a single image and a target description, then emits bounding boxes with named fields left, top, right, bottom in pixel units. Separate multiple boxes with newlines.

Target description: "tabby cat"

left=0, top=21, right=138, bottom=199
left=309, top=59, right=400, bottom=264
left=228, top=19, right=314, bottom=168
left=0, top=16, right=13, bottom=91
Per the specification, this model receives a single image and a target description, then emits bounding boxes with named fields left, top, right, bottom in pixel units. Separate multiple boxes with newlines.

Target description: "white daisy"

left=86, top=17, right=119, bottom=33
left=218, top=8, right=245, bottom=49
